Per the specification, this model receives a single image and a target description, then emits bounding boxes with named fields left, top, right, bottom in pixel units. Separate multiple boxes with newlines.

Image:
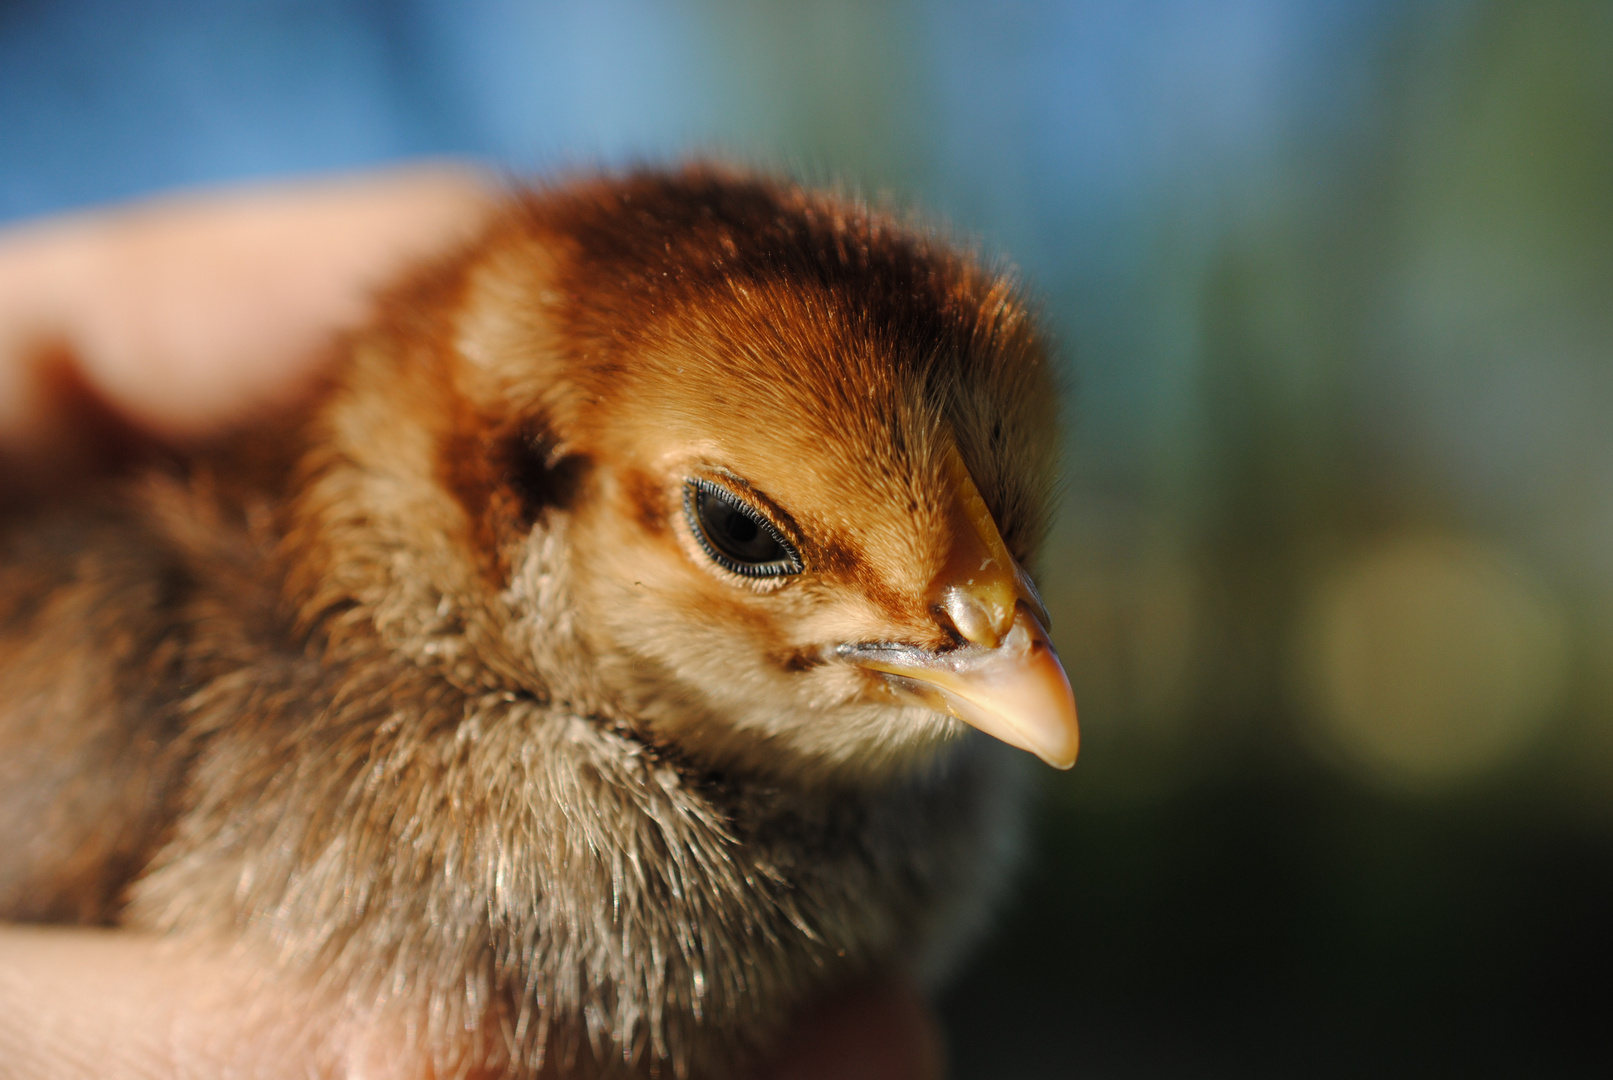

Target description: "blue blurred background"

left=5, top=1, right=1611, bottom=1074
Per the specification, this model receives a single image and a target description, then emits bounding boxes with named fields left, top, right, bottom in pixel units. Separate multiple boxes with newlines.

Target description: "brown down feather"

left=0, top=164, right=1060, bottom=1078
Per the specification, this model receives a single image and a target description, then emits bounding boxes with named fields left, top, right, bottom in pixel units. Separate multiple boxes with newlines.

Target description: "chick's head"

left=328, top=168, right=1076, bottom=784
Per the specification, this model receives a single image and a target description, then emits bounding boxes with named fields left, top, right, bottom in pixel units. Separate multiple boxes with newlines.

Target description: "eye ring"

left=683, top=479, right=803, bottom=578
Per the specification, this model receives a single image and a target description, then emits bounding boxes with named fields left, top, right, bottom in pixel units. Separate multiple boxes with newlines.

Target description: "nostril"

left=939, top=586, right=1009, bottom=649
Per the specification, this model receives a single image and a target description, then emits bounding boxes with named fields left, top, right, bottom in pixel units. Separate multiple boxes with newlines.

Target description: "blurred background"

left=3, top=0, right=1610, bottom=1074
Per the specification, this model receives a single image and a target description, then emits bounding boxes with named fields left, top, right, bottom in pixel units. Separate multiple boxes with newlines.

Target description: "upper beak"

left=841, top=448, right=1080, bottom=769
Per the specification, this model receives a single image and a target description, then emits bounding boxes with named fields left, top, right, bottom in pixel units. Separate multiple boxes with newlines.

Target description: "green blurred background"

left=4, top=1, right=1610, bottom=1074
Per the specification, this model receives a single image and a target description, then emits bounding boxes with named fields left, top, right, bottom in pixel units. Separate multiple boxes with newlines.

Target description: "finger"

left=0, top=924, right=426, bottom=1080
left=0, top=926, right=942, bottom=1080
left=0, top=164, right=498, bottom=444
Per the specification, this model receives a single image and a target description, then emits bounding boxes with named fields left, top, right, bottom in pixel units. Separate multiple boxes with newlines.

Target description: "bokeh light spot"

left=1296, top=534, right=1568, bottom=790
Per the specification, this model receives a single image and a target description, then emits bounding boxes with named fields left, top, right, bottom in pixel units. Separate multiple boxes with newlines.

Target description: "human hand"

left=0, top=925, right=941, bottom=1080
left=0, top=168, right=944, bottom=1080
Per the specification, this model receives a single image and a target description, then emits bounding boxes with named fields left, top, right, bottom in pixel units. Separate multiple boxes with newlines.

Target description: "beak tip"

left=1023, top=706, right=1079, bottom=769
left=1039, top=738, right=1079, bottom=770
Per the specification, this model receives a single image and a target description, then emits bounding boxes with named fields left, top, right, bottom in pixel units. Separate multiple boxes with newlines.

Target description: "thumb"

left=0, top=924, right=425, bottom=1080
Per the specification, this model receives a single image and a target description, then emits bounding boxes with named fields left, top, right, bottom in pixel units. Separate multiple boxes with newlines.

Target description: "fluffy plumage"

left=0, top=166, right=1069, bottom=1078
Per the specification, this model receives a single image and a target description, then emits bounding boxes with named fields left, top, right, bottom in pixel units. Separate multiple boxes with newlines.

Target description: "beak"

left=841, top=448, right=1080, bottom=769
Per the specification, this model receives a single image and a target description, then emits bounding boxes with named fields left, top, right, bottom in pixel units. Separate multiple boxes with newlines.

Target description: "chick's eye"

left=684, top=480, right=802, bottom=578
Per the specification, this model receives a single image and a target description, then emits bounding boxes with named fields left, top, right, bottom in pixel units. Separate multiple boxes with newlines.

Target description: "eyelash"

left=682, top=478, right=803, bottom=578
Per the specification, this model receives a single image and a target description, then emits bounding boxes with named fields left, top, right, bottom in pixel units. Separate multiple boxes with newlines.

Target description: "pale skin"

left=0, top=167, right=943, bottom=1080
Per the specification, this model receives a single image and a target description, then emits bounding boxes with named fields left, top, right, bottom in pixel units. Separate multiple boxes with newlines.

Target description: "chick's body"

left=0, top=168, right=1068, bottom=1078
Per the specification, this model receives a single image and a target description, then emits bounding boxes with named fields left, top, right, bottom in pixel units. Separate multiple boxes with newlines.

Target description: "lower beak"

left=840, top=604, right=1080, bottom=769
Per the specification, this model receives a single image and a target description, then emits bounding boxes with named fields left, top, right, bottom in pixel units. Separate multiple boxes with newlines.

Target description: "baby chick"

left=0, top=166, right=1076, bottom=1078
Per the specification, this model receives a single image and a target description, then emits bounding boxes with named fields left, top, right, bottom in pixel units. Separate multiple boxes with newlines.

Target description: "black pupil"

left=700, top=489, right=787, bottom=567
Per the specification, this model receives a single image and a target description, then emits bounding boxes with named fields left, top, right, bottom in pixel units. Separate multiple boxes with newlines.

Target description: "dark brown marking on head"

left=855, top=571, right=926, bottom=636
left=811, top=527, right=922, bottom=630
left=803, top=530, right=932, bottom=635
left=772, top=647, right=827, bottom=673
left=806, top=533, right=860, bottom=579
left=621, top=468, right=669, bottom=536
left=440, top=409, right=589, bottom=587
left=502, top=420, right=588, bottom=527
